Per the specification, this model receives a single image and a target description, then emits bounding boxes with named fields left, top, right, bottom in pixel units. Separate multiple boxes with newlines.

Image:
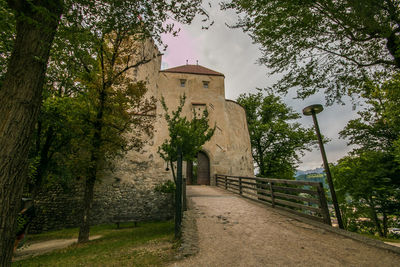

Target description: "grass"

left=13, top=221, right=177, bottom=267
left=359, top=233, right=400, bottom=243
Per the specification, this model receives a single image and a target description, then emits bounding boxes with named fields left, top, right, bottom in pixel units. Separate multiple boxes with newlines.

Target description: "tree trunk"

left=0, top=1, right=62, bottom=265
left=31, top=126, right=54, bottom=197
left=78, top=71, right=107, bottom=242
left=78, top=176, right=96, bottom=243
left=77, top=115, right=103, bottom=243
left=369, top=202, right=384, bottom=237
left=170, top=160, right=176, bottom=183
left=256, top=142, right=265, bottom=176
left=382, top=211, right=388, bottom=238
left=386, top=32, right=400, bottom=69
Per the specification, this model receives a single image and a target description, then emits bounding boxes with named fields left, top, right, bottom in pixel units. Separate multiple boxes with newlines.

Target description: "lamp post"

left=303, top=104, right=344, bottom=229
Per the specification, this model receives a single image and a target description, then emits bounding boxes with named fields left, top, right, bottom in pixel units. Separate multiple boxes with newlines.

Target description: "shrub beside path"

left=172, top=186, right=400, bottom=267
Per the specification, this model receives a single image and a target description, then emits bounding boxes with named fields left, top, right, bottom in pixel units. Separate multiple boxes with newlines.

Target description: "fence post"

left=225, top=175, right=227, bottom=189
left=239, top=177, right=242, bottom=195
left=269, top=182, right=275, bottom=208
left=316, top=182, right=332, bottom=226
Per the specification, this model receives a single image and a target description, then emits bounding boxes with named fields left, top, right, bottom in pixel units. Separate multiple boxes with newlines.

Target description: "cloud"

left=161, top=22, right=199, bottom=69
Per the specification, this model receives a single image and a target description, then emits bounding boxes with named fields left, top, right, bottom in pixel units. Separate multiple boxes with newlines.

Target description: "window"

left=192, top=103, right=206, bottom=118
left=180, top=79, right=186, bottom=87
left=203, top=81, right=209, bottom=88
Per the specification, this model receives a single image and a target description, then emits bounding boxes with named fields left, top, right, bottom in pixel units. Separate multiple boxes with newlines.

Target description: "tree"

left=339, top=74, right=400, bottom=153
left=331, top=152, right=400, bottom=237
left=75, top=33, right=157, bottom=243
left=236, top=90, right=316, bottom=179
left=158, top=94, right=215, bottom=237
left=158, top=94, right=215, bottom=182
left=47, top=15, right=160, bottom=243
left=223, top=0, right=400, bottom=103
left=26, top=95, right=81, bottom=197
left=0, top=1, right=63, bottom=263
left=332, top=74, right=400, bottom=237
left=0, top=0, right=206, bottom=264
left=22, top=22, right=95, bottom=197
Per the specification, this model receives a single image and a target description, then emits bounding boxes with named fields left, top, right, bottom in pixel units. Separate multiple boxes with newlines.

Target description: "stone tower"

left=155, top=64, right=254, bottom=184
left=111, top=41, right=254, bottom=186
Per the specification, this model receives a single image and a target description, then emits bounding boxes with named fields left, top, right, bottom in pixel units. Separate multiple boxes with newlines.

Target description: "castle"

left=30, top=41, right=254, bottom=232
left=111, top=40, right=254, bottom=186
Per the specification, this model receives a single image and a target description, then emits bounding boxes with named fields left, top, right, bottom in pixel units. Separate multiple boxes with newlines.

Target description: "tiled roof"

left=160, top=64, right=224, bottom=77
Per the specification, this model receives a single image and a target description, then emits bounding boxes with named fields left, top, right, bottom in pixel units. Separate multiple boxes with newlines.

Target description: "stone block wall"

left=29, top=181, right=173, bottom=233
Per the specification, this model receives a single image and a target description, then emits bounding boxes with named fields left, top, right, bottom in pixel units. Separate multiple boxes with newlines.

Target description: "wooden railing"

left=215, top=174, right=331, bottom=225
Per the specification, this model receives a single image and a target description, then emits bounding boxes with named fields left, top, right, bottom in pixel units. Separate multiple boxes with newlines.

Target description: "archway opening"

left=196, top=151, right=210, bottom=185
left=186, top=151, right=210, bottom=185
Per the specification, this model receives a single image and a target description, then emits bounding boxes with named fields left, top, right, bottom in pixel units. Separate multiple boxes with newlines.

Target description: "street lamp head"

left=303, top=104, right=324, bottom=116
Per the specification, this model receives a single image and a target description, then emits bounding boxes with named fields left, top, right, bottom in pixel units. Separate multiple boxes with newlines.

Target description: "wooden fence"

left=215, top=174, right=331, bottom=225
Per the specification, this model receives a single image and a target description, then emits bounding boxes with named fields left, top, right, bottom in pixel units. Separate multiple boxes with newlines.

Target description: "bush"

left=154, top=180, right=175, bottom=194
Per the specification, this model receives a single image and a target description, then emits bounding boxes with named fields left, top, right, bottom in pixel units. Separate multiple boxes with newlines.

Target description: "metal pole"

left=183, top=178, right=187, bottom=211
left=175, top=146, right=183, bottom=238
left=311, top=110, right=344, bottom=229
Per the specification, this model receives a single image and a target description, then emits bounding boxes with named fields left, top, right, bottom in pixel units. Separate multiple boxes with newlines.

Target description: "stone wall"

left=29, top=180, right=173, bottom=233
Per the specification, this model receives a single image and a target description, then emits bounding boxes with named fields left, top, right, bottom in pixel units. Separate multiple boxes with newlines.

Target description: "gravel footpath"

left=13, top=235, right=102, bottom=261
left=171, top=186, right=400, bottom=267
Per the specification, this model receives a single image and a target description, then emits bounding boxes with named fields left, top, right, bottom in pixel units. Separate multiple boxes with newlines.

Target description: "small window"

left=203, top=81, right=209, bottom=88
left=180, top=79, right=186, bottom=87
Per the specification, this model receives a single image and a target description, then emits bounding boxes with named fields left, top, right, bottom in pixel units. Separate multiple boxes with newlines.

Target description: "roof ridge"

left=160, top=64, right=224, bottom=77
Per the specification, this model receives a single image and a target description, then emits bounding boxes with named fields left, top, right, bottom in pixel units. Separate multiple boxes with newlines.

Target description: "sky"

left=160, top=1, right=358, bottom=171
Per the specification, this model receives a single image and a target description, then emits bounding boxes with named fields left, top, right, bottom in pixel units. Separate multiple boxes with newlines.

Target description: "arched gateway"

left=197, top=151, right=210, bottom=185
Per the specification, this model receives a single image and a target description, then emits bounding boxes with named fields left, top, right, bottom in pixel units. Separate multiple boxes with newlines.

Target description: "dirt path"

left=13, top=235, right=102, bottom=261
left=172, top=186, right=400, bottom=267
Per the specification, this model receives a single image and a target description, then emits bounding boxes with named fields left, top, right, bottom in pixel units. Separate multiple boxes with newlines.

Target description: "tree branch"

left=315, top=45, right=395, bottom=67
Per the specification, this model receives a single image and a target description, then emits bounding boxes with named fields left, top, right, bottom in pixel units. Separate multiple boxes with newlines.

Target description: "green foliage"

left=395, top=139, right=400, bottom=165
left=1, top=0, right=209, bottom=87
left=0, top=0, right=14, bottom=84
left=340, top=74, right=400, bottom=153
left=223, top=0, right=400, bottom=103
left=331, top=151, right=400, bottom=237
left=331, top=75, right=400, bottom=236
left=237, top=89, right=316, bottom=179
left=26, top=17, right=163, bottom=195
left=27, top=96, right=81, bottom=192
left=26, top=156, right=40, bottom=185
left=158, top=94, right=215, bottom=179
left=296, top=173, right=327, bottom=189
left=15, top=215, right=27, bottom=235
left=61, top=0, right=208, bottom=50
left=154, top=180, right=176, bottom=194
